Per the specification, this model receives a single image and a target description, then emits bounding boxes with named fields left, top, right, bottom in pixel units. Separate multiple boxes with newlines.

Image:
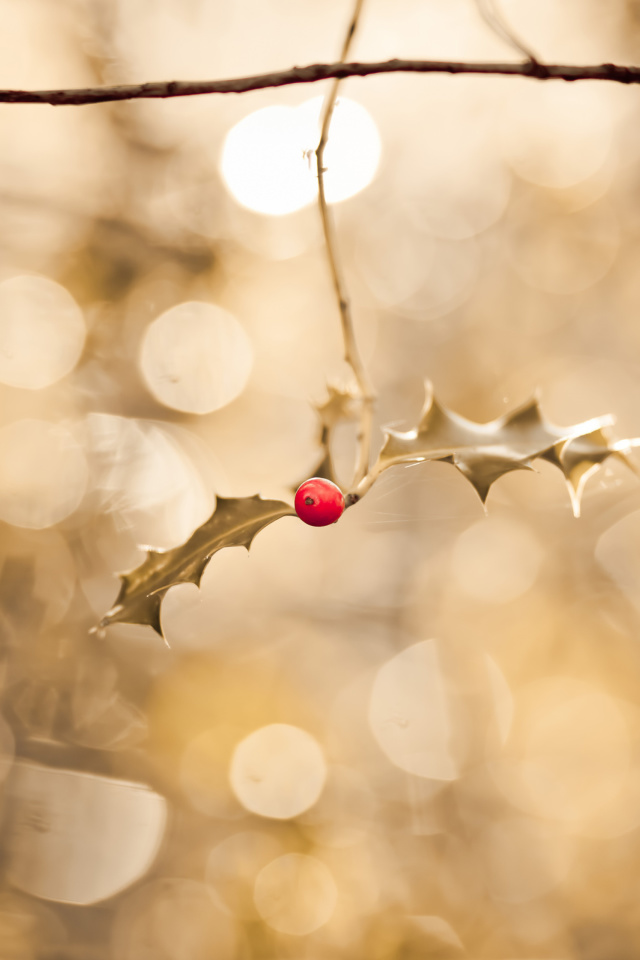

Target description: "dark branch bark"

left=2, top=58, right=640, bottom=106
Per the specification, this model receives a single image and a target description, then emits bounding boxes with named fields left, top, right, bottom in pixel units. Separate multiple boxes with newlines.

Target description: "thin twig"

left=3, top=59, right=640, bottom=107
left=474, top=0, right=539, bottom=64
left=316, top=0, right=375, bottom=492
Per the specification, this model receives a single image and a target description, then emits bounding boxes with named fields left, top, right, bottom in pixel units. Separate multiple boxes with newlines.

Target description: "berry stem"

left=345, top=459, right=384, bottom=507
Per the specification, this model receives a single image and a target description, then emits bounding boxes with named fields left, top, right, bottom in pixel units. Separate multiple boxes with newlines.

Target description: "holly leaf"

left=316, top=383, right=359, bottom=431
left=376, top=382, right=636, bottom=514
left=99, top=496, right=296, bottom=638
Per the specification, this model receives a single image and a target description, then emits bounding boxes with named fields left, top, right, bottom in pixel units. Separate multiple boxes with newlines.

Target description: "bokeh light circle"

left=8, top=761, right=167, bottom=904
left=508, top=199, right=619, bottom=295
left=500, top=84, right=614, bottom=190
left=487, top=675, right=636, bottom=840
left=85, top=413, right=215, bottom=548
left=480, top=816, right=574, bottom=904
left=510, top=678, right=630, bottom=825
left=230, top=723, right=327, bottom=819
left=299, top=764, right=376, bottom=848
left=297, top=97, right=381, bottom=204
left=0, top=275, right=85, bottom=389
left=452, top=517, right=543, bottom=603
left=180, top=727, right=243, bottom=819
left=369, top=639, right=459, bottom=780
left=0, top=419, right=87, bottom=528
left=140, top=301, right=252, bottom=414
left=112, top=878, right=235, bottom=960
left=220, top=97, right=380, bottom=216
left=253, top=853, right=337, bottom=935
left=206, top=831, right=283, bottom=919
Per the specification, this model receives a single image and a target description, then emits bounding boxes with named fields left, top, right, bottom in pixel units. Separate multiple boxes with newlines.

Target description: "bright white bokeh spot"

left=253, top=853, right=337, bottom=935
left=0, top=275, right=86, bottom=389
left=220, top=97, right=381, bottom=216
left=296, top=97, right=380, bottom=205
left=369, top=639, right=459, bottom=781
left=0, top=419, right=87, bottom=529
left=140, top=301, right=252, bottom=414
left=452, top=517, right=543, bottom=603
left=221, top=105, right=313, bottom=216
left=230, top=723, right=326, bottom=819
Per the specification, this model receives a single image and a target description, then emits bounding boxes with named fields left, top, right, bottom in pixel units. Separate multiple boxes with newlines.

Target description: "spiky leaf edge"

left=98, top=496, right=296, bottom=639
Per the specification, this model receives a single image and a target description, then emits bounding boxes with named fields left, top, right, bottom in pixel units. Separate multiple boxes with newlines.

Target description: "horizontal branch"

left=2, top=58, right=640, bottom=106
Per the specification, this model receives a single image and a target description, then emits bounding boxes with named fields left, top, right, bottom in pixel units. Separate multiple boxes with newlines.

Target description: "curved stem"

left=344, top=458, right=384, bottom=507
left=316, top=0, right=376, bottom=490
left=475, top=0, right=540, bottom=64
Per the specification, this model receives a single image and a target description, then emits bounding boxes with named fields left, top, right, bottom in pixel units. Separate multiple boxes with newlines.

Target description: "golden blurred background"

left=2, top=0, right=640, bottom=957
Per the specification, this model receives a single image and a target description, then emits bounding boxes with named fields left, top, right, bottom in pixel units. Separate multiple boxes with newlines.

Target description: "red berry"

left=295, top=478, right=345, bottom=527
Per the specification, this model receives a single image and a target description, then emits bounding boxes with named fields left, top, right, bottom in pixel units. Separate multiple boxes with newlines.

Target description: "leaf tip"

left=567, top=483, right=582, bottom=518
left=422, top=379, right=435, bottom=412
left=99, top=603, right=123, bottom=627
left=149, top=611, right=165, bottom=639
left=612, top=444, right=640, bottom=478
